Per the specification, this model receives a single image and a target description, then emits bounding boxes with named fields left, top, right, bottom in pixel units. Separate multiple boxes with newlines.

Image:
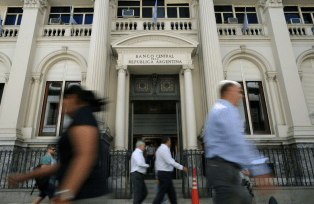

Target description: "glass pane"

left=85, top=14, right=94, bottom=24
left=214, top=6, right=232, bottom=12
left=61, top=14, right=70, bottom=24
left=5, top=15, right=17, bottom=25
left=73, top=14, right=84, bottom=24
left=246, top=82, right=269, bottom=134
left=215, top=13, right=222, bottom=24
left=117, top=8, right=128, bottom=16
left=223, top=13, right=233, bottom=23
left=17, top=15, right=22, bottom=25
left=51, top=7, right=70, bottom=13
left=74, top=8, right=94, bottom=13
left=142, top=8, right=152, bottom=18
left=143, top=0, right=164, bottom=6
left=157, top=8, right=165, bottom=18
left=238, top=82, right=250, bottom=134
left=236, top=13, right=244, bottom=24
left=41, top=82, right=62, bottom=136
left=134, top=8, right=140, bottom=17
left=49, top=14, right=60, bottom=19
left=303, top=13, right=313, bottom=24
left=248, top=13, right=258, bottom=24
left=167, top=7, right=177, bottom=18
left=0, top=84, right=4, bottom=105
left=179, top=7, right=190, bottom=18
left=167, top=4, right=189, bottom=6
left=284, top=6, right=299, bottom=12
left=284, top=13, right=300, bottom=22
left=301, top=7, right=314, bottom=12
left=235, top=7, right=256, bottom=12
left=118, top=1, right=140, bottom=6
left=7, top=8, right=23, bottom=13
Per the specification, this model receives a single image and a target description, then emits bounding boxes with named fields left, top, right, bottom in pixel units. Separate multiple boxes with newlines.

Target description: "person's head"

left=161, top=136, right=171, bottom=147
left=150, top=144, right=153, bottom=147
left=63, top=85, right=106, bottom=116
left=219, top=80, right=243, bottom=106
left=47, top=144, right=57, bottom=156
left=136, top=140, right=146, bottom=151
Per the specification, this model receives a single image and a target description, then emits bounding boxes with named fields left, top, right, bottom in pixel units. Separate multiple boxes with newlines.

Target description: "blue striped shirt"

left=204, top=99, right=272, bottom=177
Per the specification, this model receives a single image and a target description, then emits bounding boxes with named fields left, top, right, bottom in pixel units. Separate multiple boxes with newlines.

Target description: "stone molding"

left=5, top=74, right=10, bottom=83
left=22, top=0, right=48, bottom=14
left=259, top=0, right=283, bottom=12
left=0, top=52, right=12, bottom=71
left=116, top=65, right=127, bottom=72
left=296, top=48, right=314, bottom=70
left=266, top=71, right=277, bottom=82
left=298, top=71, right=303, bottom=81
left=31, top=73, right=43, bottom=84
left=182, top=64, right=194, bottom=72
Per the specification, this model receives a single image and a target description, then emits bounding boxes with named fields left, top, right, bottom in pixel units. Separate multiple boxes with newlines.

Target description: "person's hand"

left=8, top=173, right=26, bottom=187
left=252, top=172, right=277, bottom=195
left=155, top=180, right=159, bottom=185
left=183, top=167, right=188, bottom=173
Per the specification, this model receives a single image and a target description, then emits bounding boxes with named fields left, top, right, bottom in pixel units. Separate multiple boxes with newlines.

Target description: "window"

left=116, top=0, right=189, bottom=19
left=214, top=6, right=233, bottom=24
left=0, top=84, right=4, bottom=105
left=39, top=82, right=80, bottom=136
left=214, top=5, right=258, bottom=24
left=49, top=7, right=71, bottom=24
left=73, top=8, right=94, bottom=24
left=235, top=7, right=258, bottom=24
left=5, top=7, right=23, bottom=25
left=284, top=6, right=300, bottom=23
left=301, top=7, right=314, bottom=24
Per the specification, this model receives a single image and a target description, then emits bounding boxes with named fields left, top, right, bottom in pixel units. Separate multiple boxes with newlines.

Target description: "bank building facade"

left=1, top=0, right=314, bottom=200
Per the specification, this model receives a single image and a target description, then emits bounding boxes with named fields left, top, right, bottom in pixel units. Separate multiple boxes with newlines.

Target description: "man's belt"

left=211, top=157, right=242, bottom=169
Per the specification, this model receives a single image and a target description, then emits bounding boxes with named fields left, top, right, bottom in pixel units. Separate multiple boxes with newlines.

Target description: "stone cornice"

left=22, top=0, right=48, bottom=14
left=259, top=0, right=283, bottom=12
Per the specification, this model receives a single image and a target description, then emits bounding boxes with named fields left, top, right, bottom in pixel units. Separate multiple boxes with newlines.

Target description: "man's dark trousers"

left=131, top=172, right=148, bottom=204
left=206, top=158, right=253, bottom=204
left=147, top=155, right=154, bottom=172
left=153, top=171, right=177, bottom=204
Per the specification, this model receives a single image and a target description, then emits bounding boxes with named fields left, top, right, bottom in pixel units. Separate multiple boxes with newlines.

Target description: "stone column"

left=115, top=66, right=127, bottom=150
left=198, top=0, right=224, bottom=111
left=183, top=65, right=198, bottom=149
left=0, top=0, right=47, bottom=138
left=261, top=0, right=314, bottom=137
left=85, top=0, right=110, bottom=125
left=27, top=73, right=43, bottom=128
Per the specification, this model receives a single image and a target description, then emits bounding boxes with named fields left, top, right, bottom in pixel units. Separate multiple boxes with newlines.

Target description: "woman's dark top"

left=57, top=106, right=106, bottom=200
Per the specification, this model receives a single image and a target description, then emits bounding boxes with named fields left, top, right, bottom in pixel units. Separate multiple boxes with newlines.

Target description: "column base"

left=287, top=126, right=314, bottom=137
left=0, top=128, right=23, bottom=138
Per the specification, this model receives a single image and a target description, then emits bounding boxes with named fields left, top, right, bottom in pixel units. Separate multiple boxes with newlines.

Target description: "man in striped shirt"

left=153, top=136, right=188, bottom=204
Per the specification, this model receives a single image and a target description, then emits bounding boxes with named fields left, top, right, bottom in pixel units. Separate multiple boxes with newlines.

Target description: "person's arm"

left=133, top=152, right=149, bottom=168
left=57, top=125, right=99, bottom=197
left=162, top=149, right=183, bottom=170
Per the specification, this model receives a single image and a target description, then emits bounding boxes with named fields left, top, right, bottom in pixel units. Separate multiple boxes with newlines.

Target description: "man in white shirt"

left=153, top=136, right=188, bottom=204
left=131, top=140, right=150, bottom=204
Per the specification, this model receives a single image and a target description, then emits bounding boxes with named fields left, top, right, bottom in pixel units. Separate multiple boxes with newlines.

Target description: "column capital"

left=116, top=65, right=127, bottom=72
left=31, top=73, right=43, bottom=84
left=266, top=71, right=277, bottom=82
left=259, top=0, right=283, bottom=11
left=182, top=64, right=194, bottom=72
left=22, top=0, right=48, bottom=14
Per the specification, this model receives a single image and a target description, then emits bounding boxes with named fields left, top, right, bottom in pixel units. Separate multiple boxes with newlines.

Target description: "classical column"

left=183, top=65, right=198, bottom=149
left=261, top=0, right=313, bottom=136
left=85, top=0, right=110, bottom=124
left=27, top=73, right=42, bottom=127
left=0, top=0, right=47, bottom=138
left=198, top=0, right=224, bottom=111
left=115, top=66, right=127, bottom=150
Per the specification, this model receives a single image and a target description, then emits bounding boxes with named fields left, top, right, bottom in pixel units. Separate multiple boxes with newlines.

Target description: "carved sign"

left=126, top=54, right=186, bottom=65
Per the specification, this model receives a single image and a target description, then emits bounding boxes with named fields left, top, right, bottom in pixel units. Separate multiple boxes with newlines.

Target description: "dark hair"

left=220, top=83, right=236, bottom=97
left=47, top=144, right=56, bottom=150
left=64, top=85, right=106, bottom=112
left=161, top=136, right=170, bottom=144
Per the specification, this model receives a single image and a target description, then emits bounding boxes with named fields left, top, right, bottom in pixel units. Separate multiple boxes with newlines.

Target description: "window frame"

left=4, top=7, right=23, bottom=26
left=48, top=6, right=94, bottom=25
left=283, top=5, right=314, bottom=24
left=117, top=0, right=141, bottom=18
left=73, top=7, right=95, bottom=25
left=214, top=5, right=259, bottom=24
left=0, top=83, right=5, bottom=106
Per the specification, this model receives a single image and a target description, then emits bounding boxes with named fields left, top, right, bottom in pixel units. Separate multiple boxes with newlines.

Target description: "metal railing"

left=181, top=147, right=314, bottom=198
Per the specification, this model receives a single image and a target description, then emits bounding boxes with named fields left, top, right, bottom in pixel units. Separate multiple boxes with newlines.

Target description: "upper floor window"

left=5, top=7, right=23, bottom=25
left=117, top=0, right=190, bottom=19
left=284, top=6, right=314, bottom=24
left=0, top=83, right=4, bottom=105
left=214, top=5, right=258, bottom=24
left=49, top=7, right=94, bottom=25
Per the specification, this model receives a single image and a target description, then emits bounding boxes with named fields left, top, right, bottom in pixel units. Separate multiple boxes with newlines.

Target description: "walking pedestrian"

left=146, top=143, right=155, bottom=173
left=131, top=140, right=150, bottom=204
left=32, top=144, right=57, bottom=204
left=153, top=136, right=188, bottom=204
left=8, top=85, right=107, bottom=203
left=204, top=80, right=276, bottom=204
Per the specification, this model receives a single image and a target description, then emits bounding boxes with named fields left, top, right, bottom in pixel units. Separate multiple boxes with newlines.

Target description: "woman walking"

left=9, top=85, right=107, bottom=203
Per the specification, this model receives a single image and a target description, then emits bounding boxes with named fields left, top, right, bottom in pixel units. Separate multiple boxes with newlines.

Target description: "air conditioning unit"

left=49, top=18, right=64, bottom=25
left=122, top=9, right=134, bottom=18
left=289, top=18, right=301, bottom=24
left=228, top=18, right=238, bottom=24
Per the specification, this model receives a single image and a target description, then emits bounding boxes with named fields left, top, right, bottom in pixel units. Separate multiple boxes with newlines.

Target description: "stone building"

left=0, top=0, right=314, bottom=153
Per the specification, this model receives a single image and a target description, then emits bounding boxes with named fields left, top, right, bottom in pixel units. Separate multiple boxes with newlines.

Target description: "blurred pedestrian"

left=154, top=176, right=166, bottom=204
left=153, top=136, right=188, bottom=204
left=9, top=85, right=107, bottom=203
left=32, top=145, right=57, bottom=204
left=131, top=140, right=150, bottom=204
left=146, top=143, right=155, bottom=173
left=204, top=80, right=276, bottom=204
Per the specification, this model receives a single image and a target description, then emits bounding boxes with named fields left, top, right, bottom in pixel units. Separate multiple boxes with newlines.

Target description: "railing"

left=181, top=147, right=314, bottom=198
left=0, top=26, right=19, bottom=38
left=113, top=19, right=196, bottom=31
left=287, top=25, right=314, bottom=36
left=217, top=24, right=265, bottom=36
left=41, top=25, right=92, bottom=37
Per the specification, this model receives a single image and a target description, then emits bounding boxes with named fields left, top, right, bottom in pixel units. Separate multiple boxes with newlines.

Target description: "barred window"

left=214, top=5, right=258, bottom=24
left=5, top=7, right=23, bottom=25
